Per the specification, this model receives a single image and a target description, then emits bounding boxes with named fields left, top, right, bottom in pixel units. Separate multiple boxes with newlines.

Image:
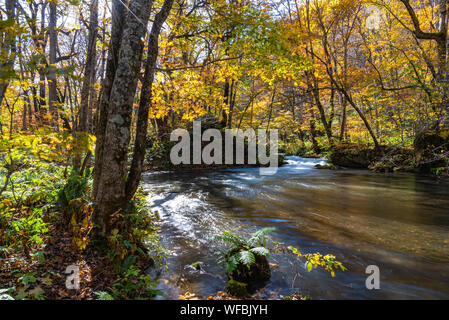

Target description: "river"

left=142, top=156, right=449, bottom=300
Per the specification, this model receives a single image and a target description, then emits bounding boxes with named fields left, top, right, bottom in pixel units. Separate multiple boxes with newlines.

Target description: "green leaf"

left=250, top=247, right=270, bottom=257
left=248, top=227, right=275, bottom=247
left=306, top=261, right=313, bottom=272
left=239, top=251, right=256, bottom=266
left=94, top=291, right=114, bottom=300
left=214, top=231, right=245, bottom=246
left=226, top=254, right=240, bottom=274
left=19, top=273, right=37, bottom=286
left=29, top=286, right=44, bottom=299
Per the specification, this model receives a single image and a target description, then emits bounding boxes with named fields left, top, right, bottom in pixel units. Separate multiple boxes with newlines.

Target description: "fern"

left=214, top=231, right=245, bottom=246
left=250, top=247, right=270, bottom=256
left=248, top=227, right=276, bottom=247
left=214, top=228, right=275, bottom=275
left=225, top=253, right=240, bottom=274
left=239, top=250, right=256, bottom=266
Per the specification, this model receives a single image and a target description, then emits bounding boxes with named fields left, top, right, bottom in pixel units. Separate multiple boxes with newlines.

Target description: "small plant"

left=287, top=246, right=347, bottom=277
left=57, top=169, right=90, bottom=210
left=273, top=242, right=347, bottom=294
left=57, top=169, right=93, bottom=250
left=94, top=291, right=114, bottom=300
left=214, top=227, right=275, bottom=283
left=110, top=265, right=162, bottom=300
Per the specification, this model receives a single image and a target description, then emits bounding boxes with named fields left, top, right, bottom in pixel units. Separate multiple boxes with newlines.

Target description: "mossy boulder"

left=191, top=261, right=202, bottom=270
left=369, top=148, right=416, bottom=173
left=329, top=144, right=386, bottom=169
left=227, top=251, right=271, bottom=284
left=315, top=164, right=339, bottom=170
left=226, top=280, right=249, bottom=298
left=414, top=129, right=449, bottom=172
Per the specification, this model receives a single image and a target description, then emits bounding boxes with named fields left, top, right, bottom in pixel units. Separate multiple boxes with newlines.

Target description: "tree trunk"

left=75, top=0, right=98, bottom=169
left=48, top=0, right=58, bottom=128
left=79, top=0, right=98, bottom=133
left=92, top=0, right=127, bottom=199
left=221, top=80, right=230, bottom=126
left=0, top=0, right=16, bottom=107
left=339, top=92, right=347, bottom=142
left=94, top=0, right=153, bottom=236
left=126, top=0, right=175, bottom=202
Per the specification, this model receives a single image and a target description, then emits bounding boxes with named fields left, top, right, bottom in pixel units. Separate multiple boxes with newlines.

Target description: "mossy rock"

left=226, top=280, right=249, bottom=298
left=315, top=164, right=339, bottom=170
left=329, top=144, right=385, bottom=169
left=278, top=154, right=287, bottom=166
left=369, top=148, right=416, bottom=173
left=414, top=129, right=449, bottom=172
left=228, top=253, right=271, bottom=284
left=430, top=167, right=449, bottom=176
left=191, top=261, right=202, bottom=270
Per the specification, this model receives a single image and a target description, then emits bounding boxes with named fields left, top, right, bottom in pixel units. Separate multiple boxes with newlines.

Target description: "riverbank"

left=285, top=141, right=448, bottom=176
left=0, top=161, right=162, bottom=300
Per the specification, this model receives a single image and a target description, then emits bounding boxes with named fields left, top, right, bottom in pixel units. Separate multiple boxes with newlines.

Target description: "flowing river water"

left=142, top=156, right=449, bottom=300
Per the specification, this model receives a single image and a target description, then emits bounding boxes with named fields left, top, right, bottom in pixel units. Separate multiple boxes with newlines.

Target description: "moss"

left=191, top=261, right=202, bottom=270
left=329, top=144, right=385, bottom=169
left=414, top=129, right=449, bottom=173
left=315, top=164, right=339, bottom=170
left=430, top=167, right=449, bottom=176
left=226, top=280, right=249, bottom=298
left=228, top=252, right=271, bottom=284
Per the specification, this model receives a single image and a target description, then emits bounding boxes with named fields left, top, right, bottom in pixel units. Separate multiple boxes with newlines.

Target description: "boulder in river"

left=227, top=250, right=271, bottom=284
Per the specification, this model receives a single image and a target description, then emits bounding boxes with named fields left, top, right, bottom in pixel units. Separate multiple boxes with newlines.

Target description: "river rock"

left=228, top=252, right=271, bottom=284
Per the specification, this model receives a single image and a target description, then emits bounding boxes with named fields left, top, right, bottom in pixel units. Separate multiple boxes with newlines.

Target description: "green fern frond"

left=214, top=230, right=246, bottom=246
left=248, top=227, right=275, bottom=247
left=226, top=253, right=240, bottom=274
left=250, top=246, right=270, bottom=257
left=238, top=250, right=256, bottom=266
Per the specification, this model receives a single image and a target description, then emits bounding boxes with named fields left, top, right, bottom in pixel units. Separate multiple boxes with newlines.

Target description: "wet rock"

left=329, top=144, right=385, bottom=169
left=191, top=261, right=202, bottom=271
left=414, top=129, right=449, bottom=172
left=226, top=280, right=249, bottom=298
left=228, top=253, right=271, bottom=284
left=315, top=164, right=339, bottom=170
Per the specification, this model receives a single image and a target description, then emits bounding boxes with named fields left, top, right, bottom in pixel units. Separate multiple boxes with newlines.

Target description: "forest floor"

left=1, top=216, right=116, bottom=299
left=0, top=161, right=160, bottom=300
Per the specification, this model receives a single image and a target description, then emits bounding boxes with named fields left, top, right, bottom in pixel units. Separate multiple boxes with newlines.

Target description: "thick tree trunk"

left=126, top=0, right=175, bottom=201
left=92, top=0, right=126, bottom=199
left=94, top=0, right=153, bottom=236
